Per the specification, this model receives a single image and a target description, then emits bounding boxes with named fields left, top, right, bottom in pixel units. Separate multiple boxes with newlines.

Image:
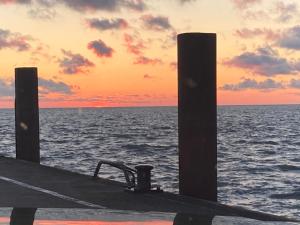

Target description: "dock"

left=0, top=156, right=297, bottom=223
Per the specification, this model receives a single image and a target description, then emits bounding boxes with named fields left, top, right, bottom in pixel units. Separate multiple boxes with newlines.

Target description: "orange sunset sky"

left=1, top=0, right=300, bottom=108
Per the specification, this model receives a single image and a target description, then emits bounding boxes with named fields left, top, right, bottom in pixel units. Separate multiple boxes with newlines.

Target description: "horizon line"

left=1, top=103, right=300, bottom=109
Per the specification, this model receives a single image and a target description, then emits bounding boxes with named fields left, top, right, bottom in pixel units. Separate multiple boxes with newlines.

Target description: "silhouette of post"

left=10, top=208, right=37, bottom=225
left=178, top=33, right=217, bottom=201
left=15, top=67, right=40, bottom=163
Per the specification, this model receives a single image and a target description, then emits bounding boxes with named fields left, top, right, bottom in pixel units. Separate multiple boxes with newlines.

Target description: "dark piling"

left=15, top=67, right=40, bottom=163
left=178, top=33, right=217, bottom=201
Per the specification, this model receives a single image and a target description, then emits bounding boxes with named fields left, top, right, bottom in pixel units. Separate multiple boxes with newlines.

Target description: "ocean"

left=0, top=105, right=299, bottom=218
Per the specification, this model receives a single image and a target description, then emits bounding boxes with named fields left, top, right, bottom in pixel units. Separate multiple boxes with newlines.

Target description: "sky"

left=1, top=0, right=300, bottom=108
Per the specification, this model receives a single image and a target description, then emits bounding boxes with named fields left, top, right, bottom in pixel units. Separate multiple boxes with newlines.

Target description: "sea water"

left=0, top=105, right=299, bottom=218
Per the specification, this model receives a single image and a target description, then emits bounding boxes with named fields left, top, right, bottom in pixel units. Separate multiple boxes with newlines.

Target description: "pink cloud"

left=86, top=18, right=128, bottom=31
left=59, top=49, right=94, bottom=74
left=134, top=56, right=162, bottom=65
left=0, top=0, right=31, bottom=4
left=224, top=46, right=295, bottom=76
left=141, top=14, right=173, bottom=31
left=88, top=39, right=114, bottom=58
left=143, top=73, right=154, bottom=79
left=0, top=28, right=31, bottom=51
left=124, top=33, right=145, bottom=55
left=235, top=28, right=280, bottom=40
left=231, top=0, right=262, bottom=10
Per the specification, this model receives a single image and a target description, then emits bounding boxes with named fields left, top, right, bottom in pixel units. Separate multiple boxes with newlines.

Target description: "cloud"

left=277, top=26, right=300, bottom=50
left=275, top=1, right=298, bottom=22
left=230, top=0, right=262, bottom=10
left=0, top=0, right=31, bottom=4
left=87, top=39, right=114, bottom=58
left=134, top=56, right=162, bottom=65
left=59, top=49, right=94, bottom=74
left=122, top=0, right=146, bottom=11
left=143, top=73, right=153, bottom=79
left=225, top=46, right=294, bottom=76
left=235, top=28, right=280, bottom=40
left=28, top=7, right=56, bottom=20
left=289, top=79, right=300, bottom=89
left=179, top=0, right=196, bottom=3
left=141, top=15, right=173, bottom=31
left=220, top=78, right=284, bottom=91
left=230, top=0, right=269, bottom=21
left=0, top=28, right=31, bottom=51
left=86, top=18, right=128, bottom=31
left=0, top=0, right=147, bottom=12
left=38, top=78, right=74, bottom=94
left=50, top=0, right=146, bottom=12
left=123, top=33, right=145, bottom=55
left=242, top=9, right=269, bottom=20
left=0, top=77, right=73, bottom=97
left=123, top=33, right=164, bottom=66
left=0, top=79, right=14, bottom=96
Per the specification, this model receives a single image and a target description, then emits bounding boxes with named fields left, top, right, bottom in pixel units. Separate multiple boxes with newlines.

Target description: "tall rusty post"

left=178, top=33, right=217, bottom=201
left=15, top=67, right=40, bottom=163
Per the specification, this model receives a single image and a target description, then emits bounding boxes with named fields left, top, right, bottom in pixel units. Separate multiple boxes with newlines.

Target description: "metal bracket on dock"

left=93, top=160, right=163, bottom=193
left=93, top=160, right=136, bottom=188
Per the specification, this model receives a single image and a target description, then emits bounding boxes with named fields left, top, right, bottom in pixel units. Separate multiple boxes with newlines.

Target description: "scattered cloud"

left=123, top=33, right=164, bottom=65
left=225, top=46, right=294, bottom=76
left=59, top=49, right=94, bottom=74
left=28, top=7, right=56, bottom=20
left=86, top=18, right=128, bottom=31
left=39, top=77, right=74, bottom=94
left=141, top=14, right=173, bottom=31
left=179, top=0, right=196, bottom=3
left=221, top=77, right=300, bottom=91
left=289, top=79, right=300, bottom=89
left=0, top=28, right=31, bottom=51
left=0, top=0, right=147, bottom=12
left=0, top=77, right=74, bottom=97
left=60, top=0, right=126, bottom=12
left=274, top=1, right=298, bottom=22
left=124, top=33, right=145, bottom=55
left=134, top=56, right=162, bottom=65
left=230, top=0, right=262, bottom=10
left=88, top=39, right=114, bottom=58
left=30, top=43, right=55, bottom=63
left=242, top=9, right=269, bottom=20
left=277, top=26, right=300, bottom=50
left=0, top=0, right=31, bottom=4
left=235, top=28, right=280, bottom=40
left=122, top=0, right=146, bottom=11
left=143, top=73, right=154, bottom=79
left=220, top=78, right=284, bottom=91
left=0, top=79, right=14, bottom=97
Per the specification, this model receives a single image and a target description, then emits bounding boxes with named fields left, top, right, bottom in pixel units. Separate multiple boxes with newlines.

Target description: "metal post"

left=178, top=33, right=217, bottom=201
left=15, top=67, right=40, bottom=163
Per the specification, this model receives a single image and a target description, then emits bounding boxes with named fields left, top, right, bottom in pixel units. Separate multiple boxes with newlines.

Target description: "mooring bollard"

left=15, top=67, right=40, bottom=163
left=178, top=33, right=217, bottom=201
left=135, top=165, right=153, bottom=192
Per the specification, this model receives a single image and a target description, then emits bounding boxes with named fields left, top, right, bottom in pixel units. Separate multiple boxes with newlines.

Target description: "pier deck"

left=0, top=156, right=297, bottom=223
